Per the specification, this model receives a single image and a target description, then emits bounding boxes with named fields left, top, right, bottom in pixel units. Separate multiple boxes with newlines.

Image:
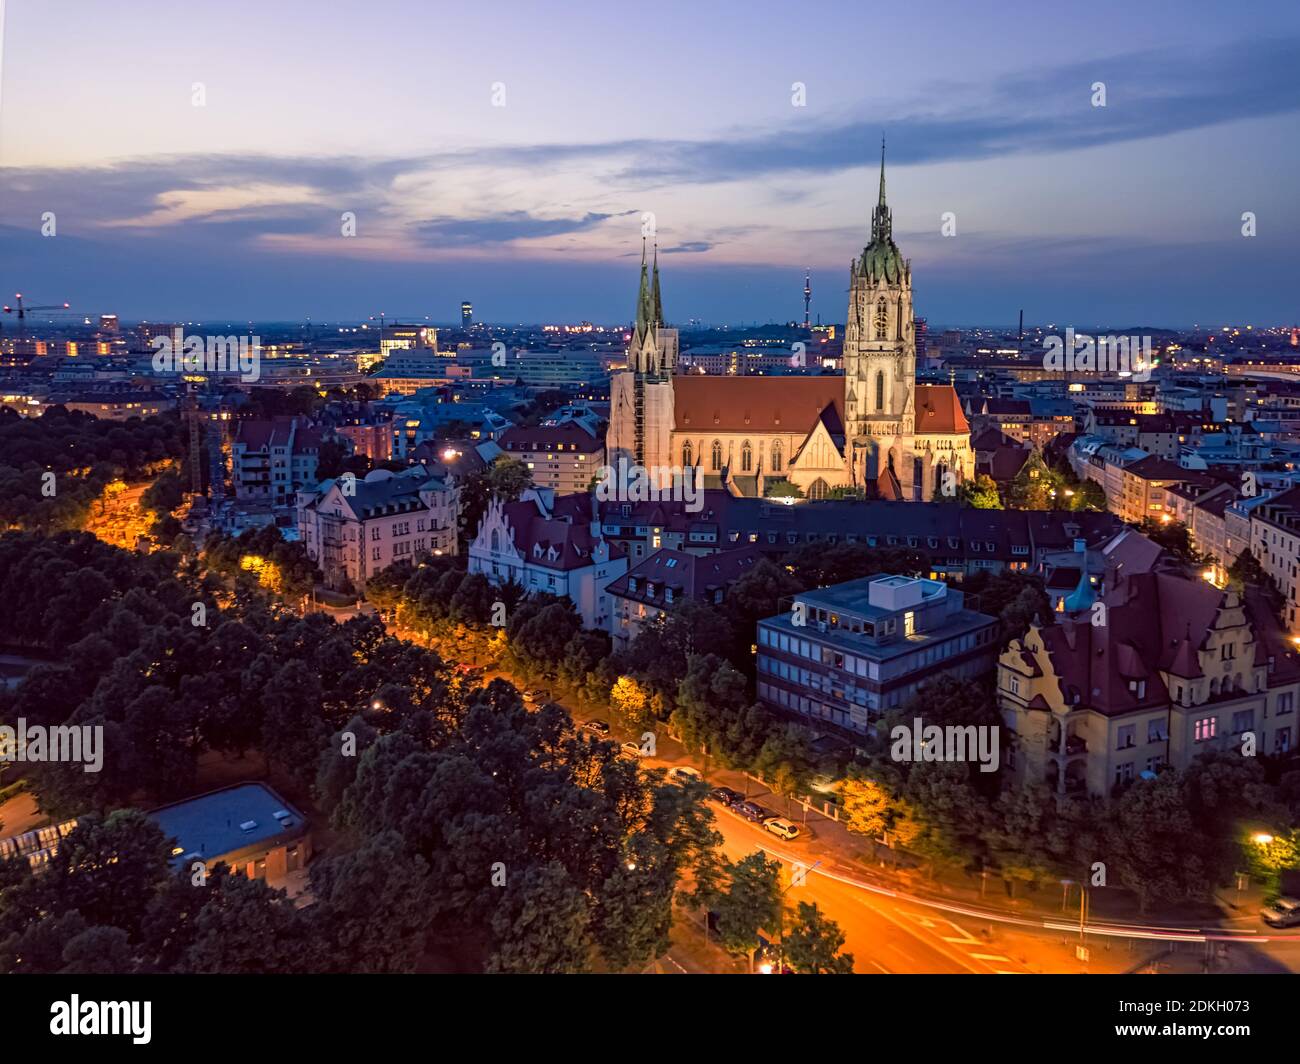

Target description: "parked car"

left=581, top=719, right=611, bottom=735
left=762, top=817, right=801, bottom=841
left=668, top=766, right=702, bottom=784
left=1261, top=896, right=1300, bottom=928
left=736, top=801, right=767, bottom=822
left=709, top=786, right=744, bottom=806
left=621, top=740, right=646, bottom=759
left=522, top=688, right=549, bottom=704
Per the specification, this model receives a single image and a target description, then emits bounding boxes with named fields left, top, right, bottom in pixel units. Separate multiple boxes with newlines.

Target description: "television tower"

left=803, top=269, right=812, bottom=328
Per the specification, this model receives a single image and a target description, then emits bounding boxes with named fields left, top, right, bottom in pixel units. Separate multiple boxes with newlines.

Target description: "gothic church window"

left=771, top=440, right=783, bottom=472
left=741, top=440, right=752, bottom=472
left=682, top=441, right=693, bottom=467
left=875, top=371, right=885, bottom=412
left=808, top=478, right=829, bottom=501
left=711, top=440, right=722, bottom=470
left=874, top=298, right=889, bottom=340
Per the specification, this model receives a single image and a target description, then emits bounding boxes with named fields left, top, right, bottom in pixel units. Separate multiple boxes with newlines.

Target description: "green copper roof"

left=857, top=141, right=907, bottom=285
left=634, top=240, right=654, bottom=340
left=651, top=244, right=664, bottom=326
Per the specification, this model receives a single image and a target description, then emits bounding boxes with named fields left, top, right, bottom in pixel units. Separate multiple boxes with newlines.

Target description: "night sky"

left=1, top=0, right=1297, bottom=326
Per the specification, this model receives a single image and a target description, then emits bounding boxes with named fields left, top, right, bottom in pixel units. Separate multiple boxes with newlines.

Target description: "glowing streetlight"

left=1252, top=833, right=1275, bottom=845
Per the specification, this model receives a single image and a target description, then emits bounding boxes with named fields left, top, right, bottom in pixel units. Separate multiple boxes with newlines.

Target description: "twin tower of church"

left=607, top=148, right=973, bottom=501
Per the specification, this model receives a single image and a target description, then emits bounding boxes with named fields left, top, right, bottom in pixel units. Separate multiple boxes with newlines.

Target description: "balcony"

left=1046, top=729, right=1088, bottom=758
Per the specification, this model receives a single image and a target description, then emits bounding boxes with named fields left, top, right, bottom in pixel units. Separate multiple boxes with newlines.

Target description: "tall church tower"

left=843, top=143, right=917, bottom=497
left=608, top=243, right=678, bottom=476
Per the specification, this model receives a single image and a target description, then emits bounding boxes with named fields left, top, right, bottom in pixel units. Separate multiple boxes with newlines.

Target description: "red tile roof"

left=674, top=375, right=843, bottom=433
left=914, top=385, right=970, bottom=435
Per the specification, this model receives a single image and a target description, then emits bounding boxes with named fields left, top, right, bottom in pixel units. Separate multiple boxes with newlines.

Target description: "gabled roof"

left=673, top=375, right=844, bottom=434
left=308, top=466, right=450, bottom=521
left=606, top=545, right=764, bottom=607
left=1029, top=568, right=1300, bottom=716
left=496, top=497, right=622, bottom=572
left=914, top=384, right=970, bottom=435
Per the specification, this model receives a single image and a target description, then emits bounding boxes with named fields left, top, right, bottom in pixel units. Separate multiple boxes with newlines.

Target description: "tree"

left=1007, top=450, right=1058, bottom=510
left=1069, top=478, right=1106, bottom=512
left=839, top=765, right=894, bottom=838
left=1103, top=770, right=1214, bottom=912
left=486, top=861, right=593, bottom=973
left=309, top=831, right=433, bottom=972
left=784, top=543, right=927, bottom=589
left=610, top=675, right=652, bottom=724
left=783, top=902, right=854, bottom=973
left=963, top=569, right=1051, bottom=648
left=955, top=474, right=1002, bottom=509
left=715, top=852, right=783, bottom=957
left=766, top=481, right=804, bottom=500
left=1139, top=518, right=1201, bottom=565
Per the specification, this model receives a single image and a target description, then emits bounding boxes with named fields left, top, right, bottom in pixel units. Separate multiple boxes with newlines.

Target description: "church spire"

left=872, top=136, right=891, bottom=244
left=651, top=243, right=664, bottom=326
left=878, top=136, right=887, bottom=211
left=634, top=238, right=653, bottom=337
left=857, top=138, right=904, bottom=283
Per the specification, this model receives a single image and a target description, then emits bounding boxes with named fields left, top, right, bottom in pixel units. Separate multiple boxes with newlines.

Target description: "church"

left=607, top=150, right=974, bottom=501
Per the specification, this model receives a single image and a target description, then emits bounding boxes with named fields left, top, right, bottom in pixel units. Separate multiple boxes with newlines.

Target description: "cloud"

left=662, top=241, right=712, bottom=254
left=408, top=211, right=616, bottom=247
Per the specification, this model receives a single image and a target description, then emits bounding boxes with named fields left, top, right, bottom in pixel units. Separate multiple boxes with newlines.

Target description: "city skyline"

left=2, top=0, right=1298, bottom=325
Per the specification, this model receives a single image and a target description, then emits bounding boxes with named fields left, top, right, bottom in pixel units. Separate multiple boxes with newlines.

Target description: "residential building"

left=468, top=489, right=627, bottom=629
left=606, top=545, right=764, bottom=647
left=595, top=491, right=1120, bottom=577
left=1000, top=569, right=1300, bottom=799
left=1250, top=486, right=1300, bottom=636
left=297, top=465, right=459, bottom=591
left=232, top=416, right=323, bottom=506
left=757, top=574, right=999, bottom=736
left=499, top=420, right=604, bottom=494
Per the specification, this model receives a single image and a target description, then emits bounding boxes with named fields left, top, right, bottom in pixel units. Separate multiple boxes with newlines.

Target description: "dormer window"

left=665, top=587, right=674, bottom=604
left=629, top=577, right=638, bottom=592
left=647, top=582, right=656, bottom=598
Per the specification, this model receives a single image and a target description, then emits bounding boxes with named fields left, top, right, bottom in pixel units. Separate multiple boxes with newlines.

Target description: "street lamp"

left=1252, top=832, right=1275, bottom=845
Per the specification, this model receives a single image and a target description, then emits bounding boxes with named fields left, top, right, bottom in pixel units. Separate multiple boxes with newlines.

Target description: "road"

left=414, top=641, right=1300, bottom=973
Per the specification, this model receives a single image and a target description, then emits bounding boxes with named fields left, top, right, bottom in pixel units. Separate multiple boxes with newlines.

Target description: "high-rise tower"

left=843, top=141, right=916, bottom=496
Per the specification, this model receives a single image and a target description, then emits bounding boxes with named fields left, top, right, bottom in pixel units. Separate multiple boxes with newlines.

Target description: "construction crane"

left=2, top=294, right=72, bottom=338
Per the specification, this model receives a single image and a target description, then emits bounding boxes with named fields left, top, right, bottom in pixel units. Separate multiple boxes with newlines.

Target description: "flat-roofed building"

left=149, top=782, right=311, bottom=886
left=756, top=574, right=999, bottom=736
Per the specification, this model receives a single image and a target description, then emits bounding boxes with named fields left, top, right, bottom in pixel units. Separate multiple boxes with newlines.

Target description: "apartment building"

left=1249, top=486, right=1300, bottom=636
left=968, top=397, right=1076, bottom=449
left=756, top=574, right=999, bottom=736
left=468, top=489, right=626, bottom=630
left=297, top=465, right=458, bottom=591
left=499, top=420, right=604, bottom=494
left=232, top=417, right=323, bottom=506
left=606, top=545, right=763, bottom=648
left=999, top=568, right=1300, bottom=800
left=595, top=492, right=1120, bottom=577
left=1086, top=411, right=1195, bottom=459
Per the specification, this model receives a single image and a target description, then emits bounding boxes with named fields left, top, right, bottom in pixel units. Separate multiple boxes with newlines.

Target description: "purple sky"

left=1, top=0, right=1298, bottom=326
